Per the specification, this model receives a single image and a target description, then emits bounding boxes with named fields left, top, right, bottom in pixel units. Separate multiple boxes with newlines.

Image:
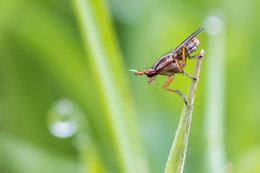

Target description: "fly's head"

left=145, top=69, right=157, bottom=85
left=129, top=68, right=157, bottom=85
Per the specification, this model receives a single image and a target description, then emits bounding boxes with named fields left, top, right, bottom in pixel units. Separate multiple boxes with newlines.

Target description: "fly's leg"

left=190, top=54, right=199, bottom=59
left=183, top=71, right=197, bottom=80
left=163, top=75, right=188, bottom=105
left=174, top=47, right=203, bottom=80
left=170, top=53, right=184, bottom=73
left=180, top=46, right=206, bottom=80
left=189, top=54, right=201, bottom=59
left=176, top=46, right=191, bottom=72
left=183, top=49, right=205, bottom=79
left=189, top=49, right=205, bottom=59
left=174, top=58, right=197, bottom=80
left=174, top=58, right=184, bottom=73
left=182, top=46, right=191, bottom=66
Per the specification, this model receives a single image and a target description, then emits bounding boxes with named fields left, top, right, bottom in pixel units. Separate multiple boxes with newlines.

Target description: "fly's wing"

left=154, top=28, right=204, bottom=70
left=171, top=28, right=204, bottom=54
left=153, top=52, right=172, bottom=71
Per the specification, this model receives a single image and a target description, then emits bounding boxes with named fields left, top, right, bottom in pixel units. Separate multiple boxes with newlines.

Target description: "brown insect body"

left=130, top=28, right=205, bottom=105
left=154, top=37, right=200, bottom=76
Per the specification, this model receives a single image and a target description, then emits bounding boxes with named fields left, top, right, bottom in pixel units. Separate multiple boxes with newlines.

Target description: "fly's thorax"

left=153, top=53, right=172, bottom=72
left=156, top=61, right=183, bottom=76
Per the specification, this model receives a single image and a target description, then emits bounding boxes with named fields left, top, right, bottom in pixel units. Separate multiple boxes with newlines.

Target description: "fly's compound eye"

left=145, top=69, right=157, bottom=85
left=145, top=69, right=157, bottom=77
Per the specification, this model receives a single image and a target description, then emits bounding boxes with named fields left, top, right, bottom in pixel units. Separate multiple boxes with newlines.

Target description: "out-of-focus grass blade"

left=1, top=1, right=106, bottom=172
left=204, top=13, right=227, bottom=173
left=72, top=0, right=149, bottom=172
left=0, top=133, right=78, bottom=173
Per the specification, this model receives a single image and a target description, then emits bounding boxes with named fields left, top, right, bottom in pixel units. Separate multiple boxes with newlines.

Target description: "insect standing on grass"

left=129, top=28, right=205, bottom=105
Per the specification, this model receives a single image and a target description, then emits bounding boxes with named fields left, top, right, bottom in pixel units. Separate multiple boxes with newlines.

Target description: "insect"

left=129, top=28, right=205, bottom=105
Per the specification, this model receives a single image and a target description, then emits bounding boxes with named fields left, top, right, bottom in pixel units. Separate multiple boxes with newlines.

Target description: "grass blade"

left=164, top=51, right=205, bottom=173
left=72, top=0, right=148, bottom=172
left=204, top=13, right=227, bottom=173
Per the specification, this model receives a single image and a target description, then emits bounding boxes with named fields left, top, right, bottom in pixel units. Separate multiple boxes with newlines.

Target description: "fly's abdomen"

left=186, top=38, right=199, bottom=54
left=176, top=38, right=200, bottom=58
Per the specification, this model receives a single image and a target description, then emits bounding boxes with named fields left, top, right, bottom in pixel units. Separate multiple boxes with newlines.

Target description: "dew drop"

left=47, top=99, right=79, bottom=138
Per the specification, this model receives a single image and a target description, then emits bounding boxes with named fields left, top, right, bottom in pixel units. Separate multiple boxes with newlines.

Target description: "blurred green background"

left=1, top=0, right=260, bottom=172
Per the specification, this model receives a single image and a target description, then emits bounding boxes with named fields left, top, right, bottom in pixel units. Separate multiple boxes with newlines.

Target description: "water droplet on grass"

left=47, top=99, right=79, bottom=138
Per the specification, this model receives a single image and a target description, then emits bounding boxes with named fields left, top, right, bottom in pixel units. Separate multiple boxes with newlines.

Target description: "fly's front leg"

left=170, top=53, right=184, bottom=73
left=182, top=46, right=191, bottom=66
left=163, top=75, right=188, bottom=105
left=176, top=47, right=191, bottom=74
left=174, top=58, right=184, bottom=73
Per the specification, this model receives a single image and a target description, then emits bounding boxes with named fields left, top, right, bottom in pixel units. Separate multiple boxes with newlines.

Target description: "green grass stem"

left=164, top=52, right=204, bottom=173
left=72, top=0, right=148, bottom=172
left=204, top=13, right=227, bottom=173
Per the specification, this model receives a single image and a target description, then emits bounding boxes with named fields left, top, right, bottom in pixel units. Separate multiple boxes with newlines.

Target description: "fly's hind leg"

left=173, top=47, right=198, bottom=80
left=163, top=75, right=188, bottom=105
left=189, top=54, right=201, bottom=59
left=183, top=71, right=197, bottom=80
left=179, top=46, right=199, bottom=80
left=174, top=57, right=197, bottom=81
left=183, top=49, right=206, bottom=79
left=189, top=49, right=205, bottom=59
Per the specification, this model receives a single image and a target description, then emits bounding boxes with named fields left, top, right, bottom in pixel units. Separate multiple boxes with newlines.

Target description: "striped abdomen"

left=174, top=37, right=199, bottom=60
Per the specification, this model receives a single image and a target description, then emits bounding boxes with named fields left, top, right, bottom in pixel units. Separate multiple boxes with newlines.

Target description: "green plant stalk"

left=72, top=0, right=148, bottom=172
left=204, top=13, right=226, bottom=173
left=74, top=104, right=106, bottom=173
left=164, top=54, right=204, bottom=173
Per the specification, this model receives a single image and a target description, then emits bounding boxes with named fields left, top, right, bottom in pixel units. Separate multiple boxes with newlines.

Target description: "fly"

left=130, top=28, right=205, bottom=105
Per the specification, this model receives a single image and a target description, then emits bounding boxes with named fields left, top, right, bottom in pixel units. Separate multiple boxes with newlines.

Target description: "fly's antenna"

left=129, top=69, right=138, bottom=73
left=129, top=69, right=146, bottom=75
